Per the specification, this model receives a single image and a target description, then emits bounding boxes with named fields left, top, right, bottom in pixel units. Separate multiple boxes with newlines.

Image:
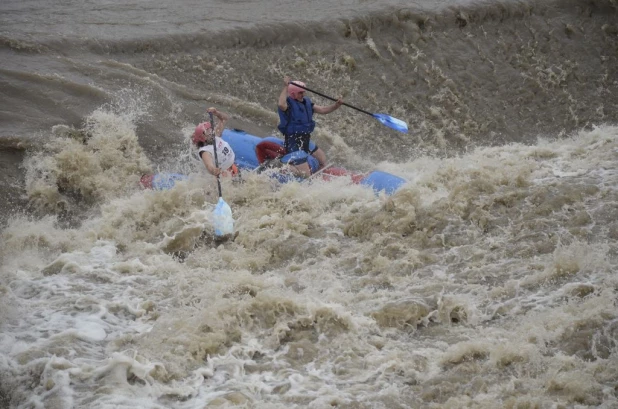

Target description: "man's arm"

left=201, top=152, right=221, bottom=176
left=278, top=76, right=290, bottom=111
left=314, top=97, right=343, bottom=114
left=207, top=107, right=229, bottom=137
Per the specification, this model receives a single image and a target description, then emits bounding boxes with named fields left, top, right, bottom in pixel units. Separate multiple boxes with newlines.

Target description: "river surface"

left=1, top=0, right=618, bottom=408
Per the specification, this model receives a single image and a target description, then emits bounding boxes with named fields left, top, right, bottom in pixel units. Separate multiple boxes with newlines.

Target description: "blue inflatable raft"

left=141, top=129, right=406, bottom=195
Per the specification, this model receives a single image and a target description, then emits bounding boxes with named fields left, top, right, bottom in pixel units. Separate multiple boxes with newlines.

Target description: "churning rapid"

left=1, top=0, right=618, bottom=408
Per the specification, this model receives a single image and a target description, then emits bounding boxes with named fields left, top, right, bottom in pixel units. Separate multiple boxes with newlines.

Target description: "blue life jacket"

left=277, top=97, right=315, bottom=136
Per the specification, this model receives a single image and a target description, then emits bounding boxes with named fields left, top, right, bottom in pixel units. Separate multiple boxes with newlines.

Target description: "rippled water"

left=1, top=0, right=617, bottom=408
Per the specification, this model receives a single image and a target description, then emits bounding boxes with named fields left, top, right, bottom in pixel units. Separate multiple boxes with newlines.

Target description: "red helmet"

left=139, top=174, right=154, bottom=189
left=288, top=81, right=306, bottom=99
left=192, top=122, right=212, bottom=145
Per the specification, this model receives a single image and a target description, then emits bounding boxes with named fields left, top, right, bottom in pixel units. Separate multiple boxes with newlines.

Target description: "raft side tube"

left=360, top=171, right=407, bottom=195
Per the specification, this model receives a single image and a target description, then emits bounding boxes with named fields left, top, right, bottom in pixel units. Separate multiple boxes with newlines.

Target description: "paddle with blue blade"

left=289, top=82, right=408, bottom=133
left=208, top=112, right=234, bottom=237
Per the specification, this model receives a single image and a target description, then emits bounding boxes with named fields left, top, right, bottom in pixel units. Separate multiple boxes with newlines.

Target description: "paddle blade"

left=213, top=197, right=234, bottom=236
left=373, top=113, right=408, bottom=133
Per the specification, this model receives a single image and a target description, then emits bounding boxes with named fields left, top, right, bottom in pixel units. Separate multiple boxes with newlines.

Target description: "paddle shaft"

left=208, top=113, right=223, bottom=198
left=290, top=82, right=375, bottom=117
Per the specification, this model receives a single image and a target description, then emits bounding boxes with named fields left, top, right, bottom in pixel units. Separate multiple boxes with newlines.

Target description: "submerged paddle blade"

left=373, top=113, right=408, bottom=133
left=213, top=197, right=234, bottom=236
